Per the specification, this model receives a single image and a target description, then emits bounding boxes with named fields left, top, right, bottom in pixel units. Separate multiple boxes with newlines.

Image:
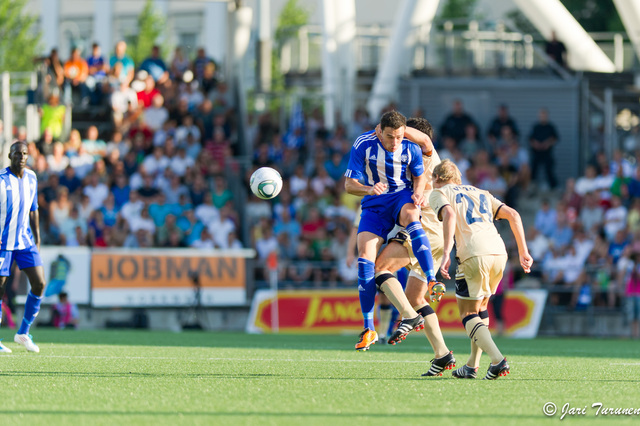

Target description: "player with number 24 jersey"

left=429, top=184, right=506, bottom=264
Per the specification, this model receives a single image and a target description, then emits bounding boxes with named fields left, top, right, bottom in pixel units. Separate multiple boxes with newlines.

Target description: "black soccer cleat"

left=387, top=315, right=425, bottom=345
left=483, top=358, right=510, bottom=380
left=422, top=351, right=456, bottom=377
left=452, top=364, right=478, bottom=379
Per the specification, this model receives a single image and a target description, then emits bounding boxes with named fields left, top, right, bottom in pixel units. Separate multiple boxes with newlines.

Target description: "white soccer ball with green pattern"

left=250, top=167, right=283, bottom=200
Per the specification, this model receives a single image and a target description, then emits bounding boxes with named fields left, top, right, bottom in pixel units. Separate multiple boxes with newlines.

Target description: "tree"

left=274, top=0, right=310, bottom=45
left=439, top=0, right=478, bottom=20
left=0, top=0, right=41, bottom=71
left=127, top=0, right=166, bottom=65
left=560, top=0, right=624, bottom=32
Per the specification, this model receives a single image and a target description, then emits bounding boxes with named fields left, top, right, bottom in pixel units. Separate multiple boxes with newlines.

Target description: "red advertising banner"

left=247, top=289, right=547, bottom=338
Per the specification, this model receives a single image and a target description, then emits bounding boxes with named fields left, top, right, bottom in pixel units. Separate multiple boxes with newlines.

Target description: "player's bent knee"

left=374, top=271, right=395, bottom=293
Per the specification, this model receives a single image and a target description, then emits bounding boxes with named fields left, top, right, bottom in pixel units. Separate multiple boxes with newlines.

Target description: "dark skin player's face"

left=9, top=144, right=28, bottom=173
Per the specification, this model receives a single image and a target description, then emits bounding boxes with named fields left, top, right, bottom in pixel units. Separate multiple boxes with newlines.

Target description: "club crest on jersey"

left=401, top=154, right=408, bottom=163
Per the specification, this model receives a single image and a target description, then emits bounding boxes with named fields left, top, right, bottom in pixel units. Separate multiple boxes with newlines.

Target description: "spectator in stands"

left=627, top=167, right=640, bottom=199
left=529, top=108, right=559, bottom=190
left=47, top=142, right=69, bottom=175
left=59, top=165, right=82, bottom=196
left=201, top=61, right=219, bottom=96
left=439, top=99, right=477, bottom=143
left=225, top=230, right=243, bottom=250
left=170, top=47, right=190, bottom=81
left=140, top=45, right=169, bottom=85
left=190, top=228, right=216, bottom=249
left=285, top=240, right=314, bottom=284
left=603, top=195, right=628, bottom=241
left=86, top=43, right=108, bottom=105
left=83, top=173, right=109, bottom=211
left=87, top=210, right=108, bottom=247
left=145, top=94, right=169, bottom=132
left=192, top=47, right=213, bottom=84
left=534, top=198, right=557, bottom=238
left=82, top=126, right=107, bottom=160
left=136, top=75, right=160, bottom=109
left=178, top=210, right=205, bottom=246
left=478, top=164, right=507, bottom=199
left=99, top=194, right=119, bottom=228
left=210, top=204, right=237, bottom=248
left=193, top=193, right=219, bottom=226
left=59, top=206, right=87, bottom=246
left=70, top=144, right=95, bottom=179
left=111, top=81, right=138, bottom=128
left=188, top=175, right=208, bottom=207
left=43, top=48, right=65, bottom=94
left=204, top=177, right=229, bottom=211
left=487, top=104, right=519, bottom=146
left=545, top=31, right=567, bottom=68
left=129, top=207, right=156, bottom=234
left=40, top=93, right=66, bottom=141
left=63, top=47, right=90, bottom=106
left=109, top=41, right=135, bottom=85
left=156, top=214, right=181, bottom=246
left=64, top=129, right=82, bottom=157
left=551, top=211, right=574, bottom=249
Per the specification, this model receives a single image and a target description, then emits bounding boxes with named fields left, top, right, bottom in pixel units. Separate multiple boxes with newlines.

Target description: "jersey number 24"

left=456, top=193, right=492, bottom=225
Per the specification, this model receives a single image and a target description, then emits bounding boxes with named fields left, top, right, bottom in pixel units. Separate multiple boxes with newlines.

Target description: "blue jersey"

left=345, top=130, right=424, bottom=203
left=0, top=168, right=38, bottom=251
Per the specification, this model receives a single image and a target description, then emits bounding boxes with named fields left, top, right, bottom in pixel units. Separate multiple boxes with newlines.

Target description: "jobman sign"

left=91, top=249, right=254, bottom=307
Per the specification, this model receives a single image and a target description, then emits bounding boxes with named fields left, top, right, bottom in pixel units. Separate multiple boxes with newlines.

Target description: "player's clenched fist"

left=368, top=182, right=387, bottom=196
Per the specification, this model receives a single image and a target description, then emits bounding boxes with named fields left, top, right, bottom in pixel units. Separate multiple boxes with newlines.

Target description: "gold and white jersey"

left=429, top=183, right=506, bottom=263
left=420, top=150, right=442, bottom=237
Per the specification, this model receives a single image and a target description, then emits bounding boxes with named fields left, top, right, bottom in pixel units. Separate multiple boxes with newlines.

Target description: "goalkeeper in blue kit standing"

left=345, top=111, right=442, bottom=351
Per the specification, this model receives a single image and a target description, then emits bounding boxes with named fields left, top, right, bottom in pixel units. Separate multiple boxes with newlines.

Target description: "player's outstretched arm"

left=496, top=205, right=533, bottom=273
left=345, top=178, right=387, bottom=197
left=439, top=205, right=456, bottom=279
left=402, top=126, right=434, bottom=156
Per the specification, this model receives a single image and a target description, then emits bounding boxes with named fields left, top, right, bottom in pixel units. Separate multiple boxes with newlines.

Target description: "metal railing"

left=277, top=21, right=637, bottom=75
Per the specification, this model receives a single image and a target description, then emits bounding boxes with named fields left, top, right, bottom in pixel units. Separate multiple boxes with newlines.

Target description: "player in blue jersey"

left=0, top=141, right=46, bottom=353
left=345, top=111, right=441, bottom=351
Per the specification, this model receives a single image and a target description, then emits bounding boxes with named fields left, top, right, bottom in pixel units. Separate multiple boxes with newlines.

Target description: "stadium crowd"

left=35, top=42, right=242, bottom=251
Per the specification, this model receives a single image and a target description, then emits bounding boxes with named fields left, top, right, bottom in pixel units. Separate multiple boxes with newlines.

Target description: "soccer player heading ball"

left=345, top=111, right=442, bottom=351
left=429, top=159, right=533, bottom=379
left=0, top=141, right=46, bottom=353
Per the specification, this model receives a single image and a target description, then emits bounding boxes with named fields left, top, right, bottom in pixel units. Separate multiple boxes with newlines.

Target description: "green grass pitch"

left=0, top=329, right=638, bottom=425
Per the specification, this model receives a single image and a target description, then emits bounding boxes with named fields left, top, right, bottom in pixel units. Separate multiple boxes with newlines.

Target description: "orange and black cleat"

left=355, top=328, right=378, bottom=351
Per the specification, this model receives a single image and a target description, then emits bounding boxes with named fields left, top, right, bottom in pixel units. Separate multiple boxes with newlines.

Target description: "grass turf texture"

left=0, top=330, right=638, bottom=425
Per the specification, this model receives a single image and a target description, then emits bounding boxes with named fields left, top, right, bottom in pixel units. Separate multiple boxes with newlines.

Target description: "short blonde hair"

left=432, top=159, right=462, bottom=185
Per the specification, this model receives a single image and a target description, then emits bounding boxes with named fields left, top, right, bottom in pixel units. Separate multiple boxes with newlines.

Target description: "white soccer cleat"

left=14, top=334, right=39, bottom=353
left=0, top=341, right=12, bottom=353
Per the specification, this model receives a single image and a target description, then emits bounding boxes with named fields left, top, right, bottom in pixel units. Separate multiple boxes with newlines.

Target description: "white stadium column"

left=93, top=0, right=113, bottom=54
left=320, top=0, right=337, bottom=130
left=41, top=0, right=60, bottom=54
left=513, top=0, right=616, bottom=72
left=203, top=1, right=229, bottom=67
left=367, top=0, right=439, bottom=119
left=334, top=0, right=356, bottom=126
left=612, top=0, right=640, bottom=68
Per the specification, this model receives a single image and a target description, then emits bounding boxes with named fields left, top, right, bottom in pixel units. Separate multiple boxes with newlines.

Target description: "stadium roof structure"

left=362, top=0, right=640, bottom=118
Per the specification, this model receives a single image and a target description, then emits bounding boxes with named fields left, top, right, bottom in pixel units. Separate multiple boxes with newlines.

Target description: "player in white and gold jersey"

left=374, top=118, right=455, bottom=376
left=429, top=159, right=533, bottom=380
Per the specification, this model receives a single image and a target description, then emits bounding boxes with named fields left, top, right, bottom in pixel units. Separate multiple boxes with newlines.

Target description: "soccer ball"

left=250, top=167, right=283, bottom=200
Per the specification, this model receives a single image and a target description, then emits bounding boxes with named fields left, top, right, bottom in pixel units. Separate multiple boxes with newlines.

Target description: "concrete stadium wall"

left=398, top=77, right=581, bottom=184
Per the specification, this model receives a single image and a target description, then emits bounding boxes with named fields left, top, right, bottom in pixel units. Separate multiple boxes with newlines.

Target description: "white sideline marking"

left=35, top=355, right=429, bottom=363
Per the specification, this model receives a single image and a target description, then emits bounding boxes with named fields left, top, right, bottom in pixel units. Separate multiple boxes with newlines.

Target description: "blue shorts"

left=358, top=190, right=414, bottom=240
left=0, top=245, right=43, bottom=276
